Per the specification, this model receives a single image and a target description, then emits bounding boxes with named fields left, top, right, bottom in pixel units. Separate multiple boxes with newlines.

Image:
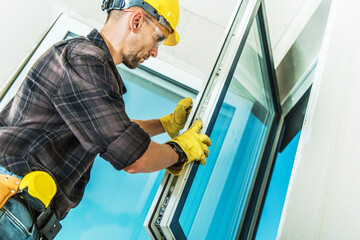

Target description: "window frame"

left=144, top=0, right=283, bottom=239
left=249, top=64, right=316, bottom=240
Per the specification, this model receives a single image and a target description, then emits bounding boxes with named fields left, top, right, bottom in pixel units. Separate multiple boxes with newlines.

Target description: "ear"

left=129, top=12, right=144, bottom=32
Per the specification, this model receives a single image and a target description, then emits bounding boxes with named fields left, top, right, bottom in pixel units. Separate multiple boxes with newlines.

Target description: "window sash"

left=144, top=0, right=282, bottom=239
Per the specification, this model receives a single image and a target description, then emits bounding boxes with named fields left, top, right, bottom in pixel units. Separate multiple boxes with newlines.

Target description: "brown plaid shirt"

left=0, top=29, right=151, bottom=220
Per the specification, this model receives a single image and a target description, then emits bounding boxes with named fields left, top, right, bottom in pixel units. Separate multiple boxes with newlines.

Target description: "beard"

left=122, top=51, right=142, bottom=69
left=122, top=45, right=149, bottom=69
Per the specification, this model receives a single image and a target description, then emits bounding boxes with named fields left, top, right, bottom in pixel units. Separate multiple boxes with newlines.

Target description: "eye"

left=156, top=35, right=165, bottom=44
left=154, top=35, right=165, bottom=47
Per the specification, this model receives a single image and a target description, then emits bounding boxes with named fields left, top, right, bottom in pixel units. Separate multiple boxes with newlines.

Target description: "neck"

left=100, top=24, right=127, bottom=65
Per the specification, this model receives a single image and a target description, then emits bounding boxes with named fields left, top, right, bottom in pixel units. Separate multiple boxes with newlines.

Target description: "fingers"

left=176, top=97, right=192, bottom=114
left=194, top=146, right=207, bottom=165
left=180, top=97, right=192, bottom=109
left=199, top=134, right=211, bottom=146
left=173, top=118, right=211, bottom=168
left=185, top=106, right=192, bottom=117
left=174, top=97, right=193, bottom=125
left=198, top=135, right=210, bottom=165
left=189, top=120, right=202, bottom=133
left=199, top=155, right=207, bottom=165
left=202, top=144, right=209, bottom=157
left=199, top=135, right=210, bottom=165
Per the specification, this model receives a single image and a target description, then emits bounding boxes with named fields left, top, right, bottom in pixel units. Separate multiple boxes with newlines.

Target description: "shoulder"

left=55, top=36, right=111, bottom=65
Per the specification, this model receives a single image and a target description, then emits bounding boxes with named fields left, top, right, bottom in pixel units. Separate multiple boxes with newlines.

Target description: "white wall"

left=0, top=0, right=323, bottom=92
left=264, top=0, right=323, bottom=68
left=0, top=0, right=103, bottom=89
left=278, top=0, right=360, bottom=238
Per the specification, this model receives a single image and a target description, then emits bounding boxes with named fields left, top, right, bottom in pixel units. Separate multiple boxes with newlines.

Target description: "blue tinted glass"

left=255, top=130, right=301, bottom=240
left=64, top=31, right=78, bottom=40
left=179, top=16, right=275, bottom=239
left=58, top=67, right=195, bottom=239
left=180, top=103, right=235, bottom=235
left=180, top=94, right=270, bottom=240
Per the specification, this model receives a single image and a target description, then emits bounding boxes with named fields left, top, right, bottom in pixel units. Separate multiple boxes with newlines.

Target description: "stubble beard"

left=122, top=52, right=141, bottom=69
left=122, top=42, right=148, bottom=69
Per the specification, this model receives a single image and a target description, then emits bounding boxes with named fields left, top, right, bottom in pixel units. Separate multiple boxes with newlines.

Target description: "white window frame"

left=143, top=0, right=284, bottom=239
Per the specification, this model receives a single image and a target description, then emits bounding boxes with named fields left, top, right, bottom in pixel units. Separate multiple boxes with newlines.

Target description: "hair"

left=105, top=10, right=124, bottom=23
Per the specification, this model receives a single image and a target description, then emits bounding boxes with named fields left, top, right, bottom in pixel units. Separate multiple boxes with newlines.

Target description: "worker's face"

left=122, top=12, right=169, bottom=69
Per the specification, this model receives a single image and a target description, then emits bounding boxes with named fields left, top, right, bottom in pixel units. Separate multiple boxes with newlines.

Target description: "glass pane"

left=255, top=130, right=301, bottom=240
left=56, top=53, right=196, bottom=239
left=178, top=15, right=275, bottom=240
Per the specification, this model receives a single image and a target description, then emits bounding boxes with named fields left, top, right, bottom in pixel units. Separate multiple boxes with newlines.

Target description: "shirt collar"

left=86, top=29, right=127, bottom=95
left=86, top=29, right=113, bottom=60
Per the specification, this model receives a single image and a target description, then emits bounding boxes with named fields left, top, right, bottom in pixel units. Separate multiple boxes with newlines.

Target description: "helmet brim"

left=164, top=30, right=179, bottom=46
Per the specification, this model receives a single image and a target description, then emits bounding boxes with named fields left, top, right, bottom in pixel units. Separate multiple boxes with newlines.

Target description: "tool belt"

left=0, top=171, right=61, bottom=240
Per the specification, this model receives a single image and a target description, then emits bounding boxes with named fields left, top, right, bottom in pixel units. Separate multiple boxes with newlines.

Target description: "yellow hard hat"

left=102, top=0, right=180, bottom=46
left=144, top=0, right=180, bottom=46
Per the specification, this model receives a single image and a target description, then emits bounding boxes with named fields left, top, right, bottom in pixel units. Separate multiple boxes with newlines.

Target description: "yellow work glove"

left=160, top=97, right=193, bottom=138
left=166, top=120, right=212, bottom=176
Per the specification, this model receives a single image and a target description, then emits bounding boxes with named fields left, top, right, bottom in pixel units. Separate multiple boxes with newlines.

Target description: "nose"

left=149, top=46, right=159, bottom=58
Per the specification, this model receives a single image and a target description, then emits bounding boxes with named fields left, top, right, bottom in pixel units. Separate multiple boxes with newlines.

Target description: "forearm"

left=132, top=119, right=165, bottom=137
left=123, top=141, right=178, bottom=173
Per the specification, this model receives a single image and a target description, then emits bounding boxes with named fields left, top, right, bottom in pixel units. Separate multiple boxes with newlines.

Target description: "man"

left=0, top=0, right=211, bottom=239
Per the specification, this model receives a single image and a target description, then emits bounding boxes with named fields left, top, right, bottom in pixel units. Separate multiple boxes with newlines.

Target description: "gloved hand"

left=166, top=120, right=212, bottom=176
left=160, top=97, right=193, bottom=138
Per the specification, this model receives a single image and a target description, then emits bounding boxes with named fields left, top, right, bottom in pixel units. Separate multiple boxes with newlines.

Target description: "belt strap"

left=0, top=174, right=21, bottom=209
left=36, top=206, right=62, bottom=240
